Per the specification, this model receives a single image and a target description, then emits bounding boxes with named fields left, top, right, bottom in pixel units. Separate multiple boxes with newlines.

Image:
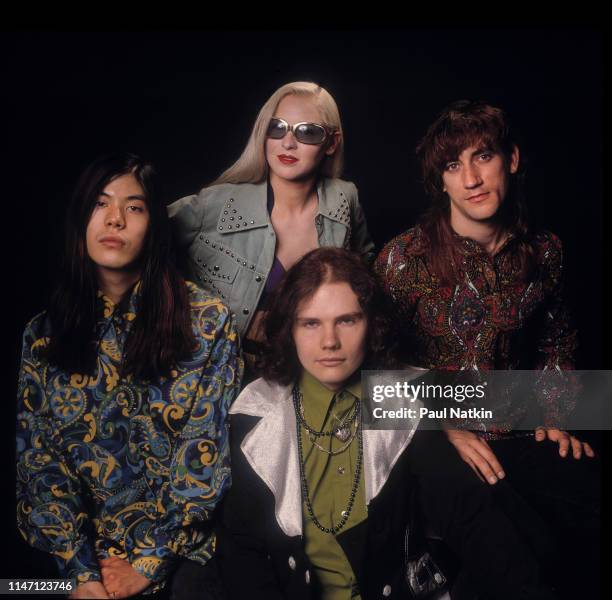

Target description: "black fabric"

left=217, top=414, right=559, bottom=600
left=488, top=437, right=601, bottom=600
left=123, top=558, right=225, bottom=600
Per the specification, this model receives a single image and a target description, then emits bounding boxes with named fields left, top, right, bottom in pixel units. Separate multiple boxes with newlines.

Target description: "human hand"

left=99, top=557, right=150, bottom=599
left=445, top=429, right=506, bottom=485
left=69, top=581, right=110, bottom=599
left=534, top=427, right=595, bottom=459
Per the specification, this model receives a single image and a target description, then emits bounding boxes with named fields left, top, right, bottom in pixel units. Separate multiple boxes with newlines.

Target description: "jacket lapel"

left=230, top=379, right=303, bottom=538
left=317, top=178, right=351, bottom=227
left=362, top=424, right=419, bottom=505
left=217, top=182, right=270, bottom=234
left=229, top=377, right=421, bottom=538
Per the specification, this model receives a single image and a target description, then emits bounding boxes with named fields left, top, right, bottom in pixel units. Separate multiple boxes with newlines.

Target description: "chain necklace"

left=294, top=388, right=360, bottom=441
left=307, top=421, right=358, bottom=455
left=292, top=385, right=363, bottom=535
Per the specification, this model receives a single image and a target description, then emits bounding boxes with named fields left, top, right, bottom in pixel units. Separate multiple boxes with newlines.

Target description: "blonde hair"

left=213, top=81, right=344, bottom=185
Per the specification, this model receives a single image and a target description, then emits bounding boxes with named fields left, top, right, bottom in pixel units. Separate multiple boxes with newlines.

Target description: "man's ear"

left=509, top=145, right=520, bottom=174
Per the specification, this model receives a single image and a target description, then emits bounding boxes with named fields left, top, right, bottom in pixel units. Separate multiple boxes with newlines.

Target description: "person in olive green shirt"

left=216, top=247, right=558, bottom=600
left=298, top=370, right=367, bottom=599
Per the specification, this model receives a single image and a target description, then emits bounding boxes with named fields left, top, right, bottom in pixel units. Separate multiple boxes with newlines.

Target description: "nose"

left=462, top=163, right=482, bottom=189
left=281, top=129, right=298, bottom=150
left=321, top=324, right=341, bottom=350
left=105, top=204, right=125, bottom=228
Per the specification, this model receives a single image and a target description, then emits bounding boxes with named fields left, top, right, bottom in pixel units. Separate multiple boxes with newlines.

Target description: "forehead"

left=101, top=173, right=145, bottom=197
left=274, top=94, right=322, bottom=124
left=296, top=281, right=361, bottom=318
left=456, top=144, right=493, bottom=159
left=438, top=132, right=500, bottom=164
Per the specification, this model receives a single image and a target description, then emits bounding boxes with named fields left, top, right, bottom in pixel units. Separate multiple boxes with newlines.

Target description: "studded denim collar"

left=216, top=179, right=352, bottom=235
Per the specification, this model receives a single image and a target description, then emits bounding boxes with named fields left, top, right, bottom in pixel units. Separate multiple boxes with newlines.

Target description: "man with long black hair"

left=16, top=154, right=242, bottom=599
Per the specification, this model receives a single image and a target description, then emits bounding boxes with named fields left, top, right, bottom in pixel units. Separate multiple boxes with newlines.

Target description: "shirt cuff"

left=54, top=542, right=101, bottom=584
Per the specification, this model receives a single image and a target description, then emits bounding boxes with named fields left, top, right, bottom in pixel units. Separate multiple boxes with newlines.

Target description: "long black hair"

left=45, top=153, right=195, bottom=379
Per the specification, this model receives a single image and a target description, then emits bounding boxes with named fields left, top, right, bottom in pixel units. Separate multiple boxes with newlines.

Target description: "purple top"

left=256, top=182, right=287, bottom=310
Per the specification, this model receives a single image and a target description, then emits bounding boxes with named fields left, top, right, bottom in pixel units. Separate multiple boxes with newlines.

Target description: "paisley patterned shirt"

left=374, top=225, right=577, bottom=430
left=16, top=281, right=242, bottom=591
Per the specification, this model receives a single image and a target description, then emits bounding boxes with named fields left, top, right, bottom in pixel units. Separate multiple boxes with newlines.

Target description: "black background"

left=2, top=28, right=604, bottom=582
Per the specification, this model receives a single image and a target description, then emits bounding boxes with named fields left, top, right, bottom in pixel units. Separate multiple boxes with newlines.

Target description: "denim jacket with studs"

left=168, top=178, right=375, bottom=336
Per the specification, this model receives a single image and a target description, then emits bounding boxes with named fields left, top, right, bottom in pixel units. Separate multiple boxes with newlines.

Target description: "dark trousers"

left=404, top=430, right=600, bottom=600
left=488, top=435, right=601, bottom=600
left=139, top=558, right=225, bottom=600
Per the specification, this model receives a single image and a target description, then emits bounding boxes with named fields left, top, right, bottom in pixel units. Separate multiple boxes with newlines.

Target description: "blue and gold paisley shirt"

left=16, top=281, right=242, bottom=591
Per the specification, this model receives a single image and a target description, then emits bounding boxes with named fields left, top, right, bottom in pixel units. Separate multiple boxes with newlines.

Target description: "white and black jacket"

left=216, top=377, right=426, bottom=600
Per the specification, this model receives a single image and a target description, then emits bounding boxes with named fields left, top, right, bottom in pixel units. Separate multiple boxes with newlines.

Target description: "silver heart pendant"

left=334, top=427, right=351, bottom=442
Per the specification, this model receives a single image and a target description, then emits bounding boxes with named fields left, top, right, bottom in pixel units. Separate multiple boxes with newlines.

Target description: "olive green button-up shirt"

left=299, top=371, right=366, bottom=600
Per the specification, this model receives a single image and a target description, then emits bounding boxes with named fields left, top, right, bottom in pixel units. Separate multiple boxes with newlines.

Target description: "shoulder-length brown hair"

left=416, top=99, right=535, bottom=284
left=257, top=247, right=399, bottom=385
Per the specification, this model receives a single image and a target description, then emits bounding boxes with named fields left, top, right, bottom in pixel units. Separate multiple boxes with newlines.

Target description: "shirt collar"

left=451, top=228, right=517, bottom=258
left=299, top=369, right=362, bottom=429
left=96, top=281, right=141, bottom=325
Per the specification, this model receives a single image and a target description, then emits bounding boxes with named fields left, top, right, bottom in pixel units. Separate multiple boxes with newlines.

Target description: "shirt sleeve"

left=532, top=235, right=579, bottom=428
left=374, top=237, right=421, bottom=325
left=130, top=296, right=243, bottom=584
left=16, top=318, right=101, bottom=584
left=167, top=192, right=205, bottom=250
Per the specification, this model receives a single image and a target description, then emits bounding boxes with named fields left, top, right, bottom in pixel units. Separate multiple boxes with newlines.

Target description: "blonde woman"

left=168, top=82, right=375, bottom=375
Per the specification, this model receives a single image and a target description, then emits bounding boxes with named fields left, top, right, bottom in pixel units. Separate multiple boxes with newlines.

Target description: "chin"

left=271, top=165, right=317, bottom=183
left=469, top=206, right=500, bottom=221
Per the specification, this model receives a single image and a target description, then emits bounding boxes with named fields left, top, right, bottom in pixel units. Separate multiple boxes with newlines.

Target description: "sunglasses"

left=266, top=118, right=333, bottom=145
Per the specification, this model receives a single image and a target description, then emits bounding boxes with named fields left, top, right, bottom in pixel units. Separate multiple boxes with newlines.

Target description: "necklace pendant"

left=334, top=427, right=351, bottom=442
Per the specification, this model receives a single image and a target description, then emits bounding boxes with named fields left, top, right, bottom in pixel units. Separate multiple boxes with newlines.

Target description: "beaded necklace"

left=295, top=388, right=360, bottom=440
left=292, top=385, right=363, bottom=535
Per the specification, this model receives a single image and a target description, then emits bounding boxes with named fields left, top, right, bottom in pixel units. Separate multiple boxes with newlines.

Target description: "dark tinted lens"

left=294, top=123, right=326, bottom=144
left=266, top=118, right=288, bottom=139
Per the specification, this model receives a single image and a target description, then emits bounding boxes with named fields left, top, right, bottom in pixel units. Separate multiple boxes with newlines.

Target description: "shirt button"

left=338, top=466, right=345, bottom=475
left=288, top=556, right=296, bottom=570
left=382, top=584, right=392, bottom=597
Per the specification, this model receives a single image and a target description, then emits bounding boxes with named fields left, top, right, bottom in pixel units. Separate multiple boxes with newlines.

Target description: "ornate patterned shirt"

left=374, top=225, right=577, bottom=430
left=16, top=281, right=242, bottom=591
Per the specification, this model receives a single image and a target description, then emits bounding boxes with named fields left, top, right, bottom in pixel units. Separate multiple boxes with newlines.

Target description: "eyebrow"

left=446, top=146, right=495, bottom=166
left=470, top=146, right=494, bottom=157
left=99, top=191, right=147, bottom=201
left=295, top=311, right=364, bottom=322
